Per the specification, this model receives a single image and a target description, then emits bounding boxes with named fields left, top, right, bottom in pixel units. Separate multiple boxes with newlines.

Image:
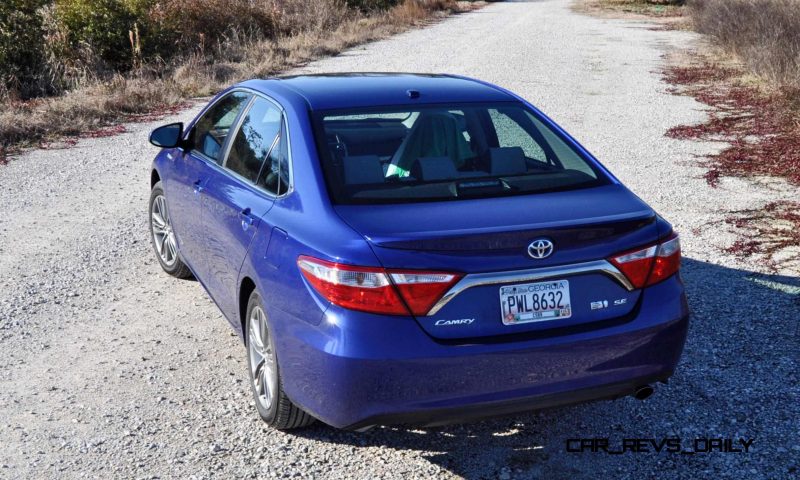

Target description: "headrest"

left=202, top=134, right=221, bottom=160
left=489, top=147, right=527, bottom=175
left=411, top=156, right=458, bottom=181
left=343, top=155, right=384, bottom=185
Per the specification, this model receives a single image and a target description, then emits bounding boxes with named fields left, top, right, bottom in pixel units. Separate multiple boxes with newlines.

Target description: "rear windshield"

left=314, top=103, right=609, bottom=204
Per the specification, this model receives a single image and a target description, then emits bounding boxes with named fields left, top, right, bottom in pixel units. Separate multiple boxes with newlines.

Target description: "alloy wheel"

left=248, top=305, right=277, bottom=411
left=151, top=194, right=177, bottom=267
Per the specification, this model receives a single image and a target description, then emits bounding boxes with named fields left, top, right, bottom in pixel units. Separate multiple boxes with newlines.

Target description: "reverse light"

left=297, top=256, right=461, bottom=316
left=609, top=233, right=681, bottom=289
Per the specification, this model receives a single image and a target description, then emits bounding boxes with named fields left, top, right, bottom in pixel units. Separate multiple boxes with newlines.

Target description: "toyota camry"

left=147, top=73, right=689, bottom=430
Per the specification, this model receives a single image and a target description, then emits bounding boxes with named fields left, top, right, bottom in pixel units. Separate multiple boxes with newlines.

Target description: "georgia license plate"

left=500, top=279, right=572, bottom=325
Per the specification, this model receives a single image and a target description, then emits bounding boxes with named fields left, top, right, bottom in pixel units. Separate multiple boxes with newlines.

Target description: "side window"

left=225, top=98, right=282, bottom=184
left=488, top=109, right=547, bottom=163
left=259, top=118, right=290, bottom=196
left=192, top=92, right=250, bottom=164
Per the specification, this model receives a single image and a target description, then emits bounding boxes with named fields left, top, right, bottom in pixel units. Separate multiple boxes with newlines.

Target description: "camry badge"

left=527, top=239, right=554, bottom=259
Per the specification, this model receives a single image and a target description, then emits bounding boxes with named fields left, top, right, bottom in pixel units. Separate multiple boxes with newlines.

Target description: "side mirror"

left=149, top=122, right=184, bottom=148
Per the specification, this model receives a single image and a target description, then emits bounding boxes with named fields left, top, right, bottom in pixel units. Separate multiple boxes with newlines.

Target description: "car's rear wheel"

left=245, top=291, right=315, bottom=430
left=149, top=182, right=192, bottom=278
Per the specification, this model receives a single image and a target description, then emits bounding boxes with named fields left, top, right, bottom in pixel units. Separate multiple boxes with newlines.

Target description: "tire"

left=149, top=181, right=192, bottom=279
left=245, top=291, right=315, bottom=430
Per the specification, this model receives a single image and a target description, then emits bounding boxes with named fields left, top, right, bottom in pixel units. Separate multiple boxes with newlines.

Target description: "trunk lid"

left=334, top=185, right=659, bottom=340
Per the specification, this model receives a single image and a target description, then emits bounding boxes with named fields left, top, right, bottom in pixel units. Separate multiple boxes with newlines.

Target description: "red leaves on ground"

left=82, top=125, right=128, bottom=139
left=664, top=61, right=800, bottom=186
left=37, top=125, right=126, bottom=151
left=724, top=201, right=800, bottom=268
left=129, top=102, right=193, bottom=123
left=664, top=58, right=800, bottom=268
left=663, top=64, right=738, bottom=85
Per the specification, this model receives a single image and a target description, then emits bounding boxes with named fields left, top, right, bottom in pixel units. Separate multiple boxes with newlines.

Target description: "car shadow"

left=291, top=258, right=799, bottom=478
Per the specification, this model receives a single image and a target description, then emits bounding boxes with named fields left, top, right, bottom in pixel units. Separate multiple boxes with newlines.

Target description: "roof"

left=242, top=73, right=517, bottom=111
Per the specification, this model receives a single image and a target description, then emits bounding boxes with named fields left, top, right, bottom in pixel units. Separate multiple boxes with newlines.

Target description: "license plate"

left=500, top=279, right=572, bottom=325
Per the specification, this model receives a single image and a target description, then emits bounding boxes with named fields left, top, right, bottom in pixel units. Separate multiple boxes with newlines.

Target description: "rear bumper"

left=345, top=371, right=673, bottom=430
left=270, top=275, right=689, bottom=429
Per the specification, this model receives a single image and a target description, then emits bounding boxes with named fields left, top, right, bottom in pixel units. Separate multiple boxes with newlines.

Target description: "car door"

left=199, top=96, right=286, bottom=323
left=167, top=91, right=251, bottom=272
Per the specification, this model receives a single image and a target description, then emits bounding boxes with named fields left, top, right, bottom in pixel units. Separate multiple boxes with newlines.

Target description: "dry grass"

left=574, top=0, right=689, bottom=31
left=576, top=0, right=686, bottom=18
left=0, top=0, right=475, bottom=162
left=172, top=0, right=463, bottom=94
left=688, top=0, right=800, bottom=88
left=0, top=76, right=183, bottom=147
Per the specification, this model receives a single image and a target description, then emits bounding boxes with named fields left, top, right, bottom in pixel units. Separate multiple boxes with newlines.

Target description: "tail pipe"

left=633, top=384, right=654, bottom=400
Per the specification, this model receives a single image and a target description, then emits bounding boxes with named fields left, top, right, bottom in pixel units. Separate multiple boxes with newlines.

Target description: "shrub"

left=268, top=0, right=348, bottom=36
left=150, top=0, right=279, bottom=53
left=53, top=0, right=152, bottom=70
left=50, top=0, right=283, bottom=73
left=0, top=0, right=49, bottom=98
left=346, top=0, right=400, bottom=12
left=688, top=0, right=800, bottom=87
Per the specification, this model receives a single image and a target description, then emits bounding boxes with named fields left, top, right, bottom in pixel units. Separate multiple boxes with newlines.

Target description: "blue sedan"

left=147, top=74, right=689, bottom=430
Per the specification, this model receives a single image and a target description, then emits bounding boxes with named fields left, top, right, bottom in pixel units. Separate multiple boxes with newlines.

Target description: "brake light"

left=388, top=272, right=461, bottom=315
left=297, top=256, right=461, bottom=316
left=609, top=233, right=681, bottom=289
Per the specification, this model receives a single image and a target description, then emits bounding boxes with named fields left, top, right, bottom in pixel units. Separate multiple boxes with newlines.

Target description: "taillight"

left=297, top=256, right=461, bottom=316
left=609, top=233, right=681, bottom=289
left=388, top=272, right=461, bottom=316
left=649, top=234, right=681, bottom=285
left=297, top=256, right=406, bottom=315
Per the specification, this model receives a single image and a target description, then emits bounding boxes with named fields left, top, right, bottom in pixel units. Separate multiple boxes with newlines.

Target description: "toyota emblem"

left=527, top=239, right=554, bottom=259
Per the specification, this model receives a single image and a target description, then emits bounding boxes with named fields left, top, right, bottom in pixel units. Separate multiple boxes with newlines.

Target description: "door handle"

left=238, top=208, right=255, bottom=230
left=193, top=179, right=205, bottom=195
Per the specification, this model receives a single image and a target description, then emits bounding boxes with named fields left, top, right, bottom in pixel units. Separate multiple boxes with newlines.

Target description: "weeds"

left=577, top=0, right=686, bottom=18
left=664, top=55, right=800, bottom=187
left=688, top=0, right=800, bottom=88
left=725, top=201, right=800, bottom=269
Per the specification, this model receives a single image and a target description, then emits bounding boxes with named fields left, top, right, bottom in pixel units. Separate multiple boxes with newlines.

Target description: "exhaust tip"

left=633, top=384, right=654, bottom=401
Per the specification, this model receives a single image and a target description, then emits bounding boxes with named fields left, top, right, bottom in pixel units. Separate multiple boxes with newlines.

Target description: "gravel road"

left=1, top=1, right=797, bottom=478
